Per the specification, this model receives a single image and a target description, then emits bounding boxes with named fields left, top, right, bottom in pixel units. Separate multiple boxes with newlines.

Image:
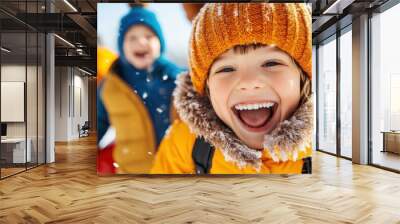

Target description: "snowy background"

left=97, top=3, right=192, bottom=68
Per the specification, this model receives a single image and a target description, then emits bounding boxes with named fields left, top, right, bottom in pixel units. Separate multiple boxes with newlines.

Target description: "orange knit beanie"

left=189, top=3, right=312, bottom=94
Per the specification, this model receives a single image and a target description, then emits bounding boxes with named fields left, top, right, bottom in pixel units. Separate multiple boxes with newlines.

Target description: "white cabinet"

left=1, top=138, right=32, bottom=163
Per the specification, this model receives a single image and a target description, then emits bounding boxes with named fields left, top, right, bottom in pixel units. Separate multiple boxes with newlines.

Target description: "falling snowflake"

left=156, top=107, right=163, bottom=114
left=136, top=72, right=140, bottom=76
left=142, top=92, right=148, bottom=99
left=147, top=151, right=153, bottom=155
left=146, top=78, right=151, bottom=83
left=139, top=18, right=144, bottom=22
left=113, top=162, right=119, bottom=168
left=162, top=74, right=168, bottom=81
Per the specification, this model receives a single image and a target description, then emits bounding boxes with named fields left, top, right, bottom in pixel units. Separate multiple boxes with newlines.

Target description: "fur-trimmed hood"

left=173, top=72, right=313, bottom=169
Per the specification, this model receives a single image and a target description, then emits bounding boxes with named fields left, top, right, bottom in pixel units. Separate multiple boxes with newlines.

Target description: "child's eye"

left=215, top=67, right=235, bottom=74
left=262, top=61, right=282, bottom=67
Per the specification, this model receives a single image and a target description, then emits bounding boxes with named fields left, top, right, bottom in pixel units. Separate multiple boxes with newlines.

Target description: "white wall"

left=54, top=67, right=89, bottom=141
left=1, top=65, right=35, bottom=138
left=55, top=66, right=69, bottom=141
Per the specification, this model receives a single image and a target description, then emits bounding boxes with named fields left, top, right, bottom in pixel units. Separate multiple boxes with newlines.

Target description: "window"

left=370, top=2, right=400, bottom=171
left=0, top=0, right=47, bottom=179
left=317, top=35, right=337, bottom=154
left=339, top=27, right=352, bottom=158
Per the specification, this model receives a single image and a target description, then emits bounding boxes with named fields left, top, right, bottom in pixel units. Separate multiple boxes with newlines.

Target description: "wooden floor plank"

left=0, top=135, right=399, bottom=223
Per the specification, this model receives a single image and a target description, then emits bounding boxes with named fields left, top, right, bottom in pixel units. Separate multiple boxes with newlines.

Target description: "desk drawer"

left=0, top=145, right=14, bottom=164
left=384, top=133, right=400, bottom=154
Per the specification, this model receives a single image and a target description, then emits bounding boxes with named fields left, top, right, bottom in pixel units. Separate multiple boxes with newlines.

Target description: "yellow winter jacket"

left=151, top=120, right=311, bottom=174
left=151, top=73, right=313, bottom=174
left=101, top=72, right=156, bottom=173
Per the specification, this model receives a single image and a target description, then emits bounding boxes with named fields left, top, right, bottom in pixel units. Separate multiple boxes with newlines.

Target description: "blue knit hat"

left=118, top=7, right=165, bottom=59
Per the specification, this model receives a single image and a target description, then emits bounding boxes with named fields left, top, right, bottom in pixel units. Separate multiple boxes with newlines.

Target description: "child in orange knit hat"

left=151, top=3, right=313, bottom=174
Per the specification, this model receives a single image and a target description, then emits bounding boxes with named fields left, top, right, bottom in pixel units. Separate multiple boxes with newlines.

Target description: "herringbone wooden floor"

left=1, top=135, right=400, bottom=224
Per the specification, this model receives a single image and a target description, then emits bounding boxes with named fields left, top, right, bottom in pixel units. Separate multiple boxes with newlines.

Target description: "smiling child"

left=151, top=3, right=313, bottom=174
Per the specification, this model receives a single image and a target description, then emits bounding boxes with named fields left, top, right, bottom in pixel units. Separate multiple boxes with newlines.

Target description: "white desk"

left=1, top=138, right=31, bottom=163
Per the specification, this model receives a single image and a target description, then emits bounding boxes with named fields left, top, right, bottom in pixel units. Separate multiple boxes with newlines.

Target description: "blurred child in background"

left=98, top=6, right=184, bottom=173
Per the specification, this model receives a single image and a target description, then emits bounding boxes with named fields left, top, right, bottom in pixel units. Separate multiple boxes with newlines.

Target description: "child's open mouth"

left=231, top=101, right=278, bottom=132
left=134, top=51, right=149, bottom=59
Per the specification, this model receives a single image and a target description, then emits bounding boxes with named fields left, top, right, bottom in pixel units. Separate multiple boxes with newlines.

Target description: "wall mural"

left=97, top=3, right=313, bottom=175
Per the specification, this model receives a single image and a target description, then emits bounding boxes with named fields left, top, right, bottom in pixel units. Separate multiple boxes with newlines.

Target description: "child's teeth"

left=235, top=102, right=275, bottom=111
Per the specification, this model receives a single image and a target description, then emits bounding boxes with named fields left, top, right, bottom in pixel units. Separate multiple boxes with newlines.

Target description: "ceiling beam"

left=322, top=0, right=356, bottom=15
left=66, top=13, right=96, bottom=45
left=55, top=55, right=96, bottom=71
